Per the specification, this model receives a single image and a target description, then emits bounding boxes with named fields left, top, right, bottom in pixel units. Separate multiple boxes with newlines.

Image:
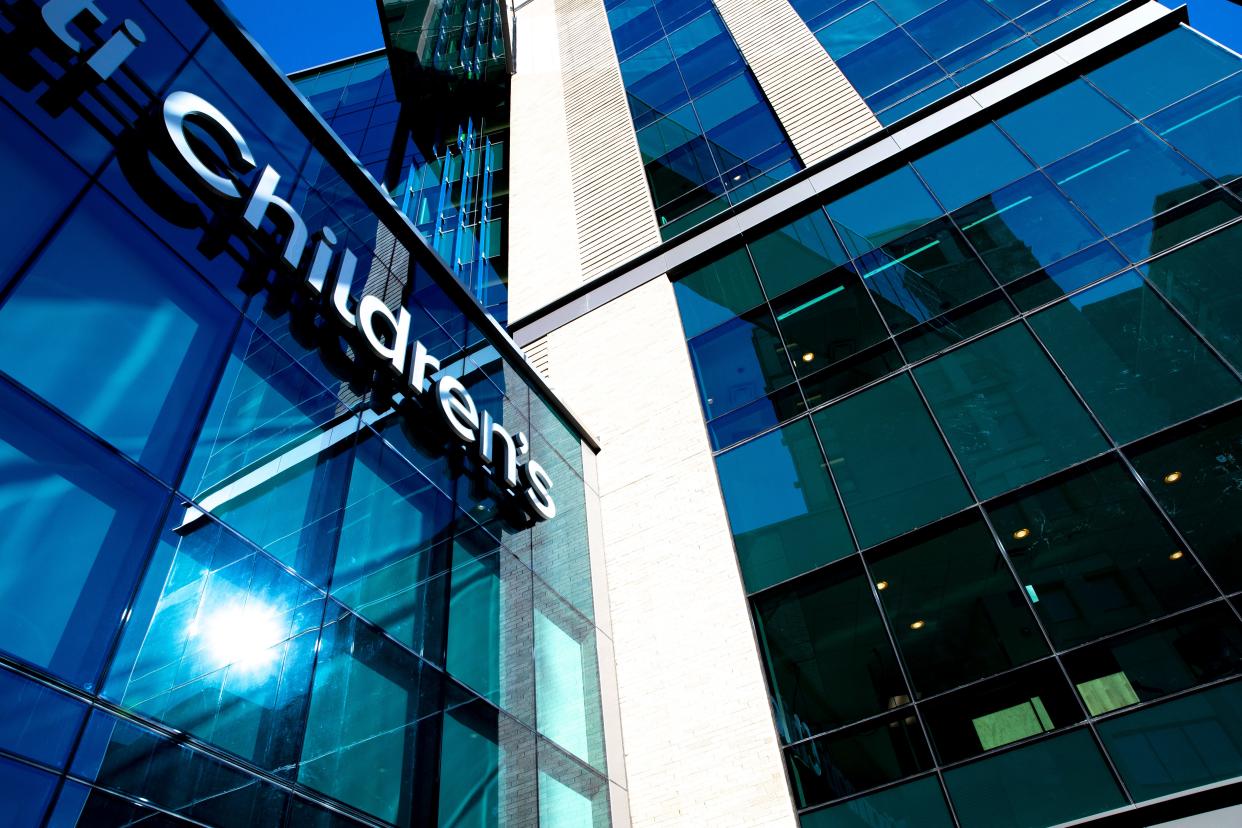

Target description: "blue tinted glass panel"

left=696, top=75, right=790, bottom=172
left=905, top=0, right=1005, bottom=58
left=828, top=166, right=941, bottom=256
left=0, top=380, right=166, bottom=687
left=1087, top=27, right=1240, bottom=118
left=1148, top=74, right=1242, bottom=184
left=800, top=775, right=953, bottom=828
left=837, top=29, right=933, bottom=97
left=998, top=79, right=1132, bottom=165
left=0, top=755, right=56, bottom=827
left=816, top=3, right=896, bottom=59
left=914, top=124, right=1034, bottom=211
left=0, top=189, right=236, bottom=481
left=687, top=306, right=796, bottom=418
left=1049, top=125, right=1212, bottom=235
left=0, top=668, right=87, bottom=768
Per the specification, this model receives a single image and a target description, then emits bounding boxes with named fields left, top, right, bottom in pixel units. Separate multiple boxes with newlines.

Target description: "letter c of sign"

left=163, top=90, right=257, bottom=199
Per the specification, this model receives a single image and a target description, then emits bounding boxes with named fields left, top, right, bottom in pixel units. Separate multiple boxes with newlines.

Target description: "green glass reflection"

left=1127, top=408, right=1242, bottom=592
left=1098, top=679, right=1242, bottom=801
left=867, top=517, right=1047, bottom=696
left=534, top=584, right=606, bottom=773
left=716, top=419, right=854, bottom=592
left=813, top=375, right=969, bottom=548
left=799, top=774, right=953, bottom=828
left=943, top=728, right=1125, bottom=827
left=989, top=460, right=1216, bottom=648
left=748, top=205, right=849, bottom=297
left=771, top=268, right=889, bottom=378
left=672, top=245, right=765, bottom=338
left=914, top=323, right=1107, bottom=499
left=537, top=738, right=610, bottom=827
left=752, top=556, right=907, bottom=740
left=786, top=710, right=933, bottom=809
left=1029, top=272, right=1240, bottom=443
left=1141, top=222, right=1242, bottom=371
left=1062, top=603, right=1242, bottom=716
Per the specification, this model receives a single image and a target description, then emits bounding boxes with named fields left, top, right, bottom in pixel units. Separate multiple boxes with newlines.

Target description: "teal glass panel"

left=1114, top=188, right=1242, bottom=265
left=102, top=513, right=322, bottom=772
left=944, top=728, right=1125, bottom=827
left=753, top=556, right=907, bottom=741
left=997, top=79, right=1131, bottom=165
left=0, top=188, right=235, bottom=481
left=1062, top=603, right=1242, bottom=716
left=800, top=341, right=905, bottom=408
left=989, top=460, right=1216, bottom=649
left=816, top=2, right=896, bottom=59
left=812, top=375, right=969, bottom=548
left=1087, top=27, right=1240, bottom=118
left=914, top=323, right=1107, bottom=499
left=687, top=305, right=796, bottom=419
left=859, top=218, right=999, bottom=333
left=868, top=517, right=1048, bottom=697
left=536, top=739, right=609, bottom=827
left=923, top=660, right=1081, bottom=761
left=896, top=289, right=1017, bottom=363
left=1141, top=222, right=1242, bottom=371
left=1029, top=272, right=1239, bottom=443
left=1127, top=408, right=1242, bottom=592
left=1005, top=242, right=1128, bottom=311
left=799, top=775, right=953, bottom=828
left=827, top=166, right=941, bottom=257
left=1148, top=74, right=1242, bottom=184
left=708, top=384, right=808, bottom=450
left=715, top=419, right=854, bottom=592
left=0, top=381, right=166, bottom=689
left=772, top=268, right=889, bottom=378
left=786, top=711, right=933, bottom=808
left=534, top=584, right=606, bottom=772
left=1098, top=680, right=1242, bottom=801
left=672, top=246, right=765, bottom=338
left=1049, top=125, right=1212, bottom=235
left=437, top=704, right=502, bottom=828
left=953, top=172, right=1103, bottom=285
left=299, top=614, right=440, bottom=824
left=912, top=124, right=1034, bottom=211
left=748, top=206, right=849, bottom=297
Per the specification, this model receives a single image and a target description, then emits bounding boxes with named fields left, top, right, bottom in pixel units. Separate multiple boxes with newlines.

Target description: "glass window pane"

left=896, top=289, right=1017, bottom=363
left=299, top=614, right=440, bottom=823
left=813, top=375, right=970, bottom=548
left=103, top=512, right=323, bottom=771
left=923, top=660, right=1081, bottom=763
left=0, top=381, right=167, bottom=688
left=836, top=29, right=933, bottom=98
left=749, top=206, right=849, bottom=297
left=1062, top=603, right=1242, bottom=716
left=696, top=75, right=789, bottom=173
left=0, top=667, right=87, bottom=769
left=998, top=79, right=1132, bottom=165
left=954, top=172, right=1104, bottom=285
left=687, top=305, right=795, bottom=419
left=1049, top=125, right=1212, bottom=235
left=772, top=268, right=889, bottom=377
left=1141, top=222, right=1242, bottom=372
left=828, top=166, right=941, bottom=256
left=1148, top=74, right=1242, bottom=184
left=707, top=385, right=808, bottom=450
left=905, top=0, right=1005, bottom=58
left=1087, top=27, right=1240, bottom=119
left=673, top=246, right=765, bottom=339
left=868, top=517, right=1048, bottom=697
left=716, top=420, right=854, bottom=592
left=1126, top=407, right=1242, bottom=592
left=1097, top=679, right=1242, bottom=801
left=1005, top=242, right=1128, bottom=312
left=0, top=755, right=56, bottom=827
left=669, top=12, right=745, bottom=96
left=1113, top=188, right=1242, bottom=265
left=858, top=217, right=998, bottom=333
left=752, top=556, right=908, bottom=740
left=800, top=341, right=906, bottom=409
left=786, top=711, right=933, bottom=809
left=0, top=189, right=236, bottom=481
left=622, top=40, right=691, bottom=128
left=914, top=323, right=1107, bottom=499
left=534, top=584, right=606, bottom=773
left=989, top=460, right=1217, bottom=648
left=816, top=2, right=896, bottom=59
left=536, top=738, right=610, bottom=827
left=943, top=728, right=1125, bottom=827
left=799, top=774, right=954, bottom=828
left=1030, top=271, right=1239, bottom=443
left=913, top=124, right=1033, bottom=211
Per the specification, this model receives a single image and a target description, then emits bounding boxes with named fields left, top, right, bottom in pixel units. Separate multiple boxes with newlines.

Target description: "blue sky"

left=224, top=0, right=383, bottom=74
left=227, top=0, right=1240, bottom=76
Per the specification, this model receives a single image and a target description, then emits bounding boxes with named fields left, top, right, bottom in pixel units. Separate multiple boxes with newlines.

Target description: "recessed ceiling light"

left=1164, top=471, right=1182, bottom=484
left=909, top=619, right=925, bottom=630
left=1012, top=528, right=1030, bottom=540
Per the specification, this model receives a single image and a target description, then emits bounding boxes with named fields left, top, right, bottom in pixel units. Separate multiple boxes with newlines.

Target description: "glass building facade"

left=0, top=0, right=614, bottom=826
left=672, top=22, right=1242, bottom=827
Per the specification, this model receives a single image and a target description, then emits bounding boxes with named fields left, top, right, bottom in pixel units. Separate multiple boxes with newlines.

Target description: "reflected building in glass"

left=5, top=0, right=1242, bottom=825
